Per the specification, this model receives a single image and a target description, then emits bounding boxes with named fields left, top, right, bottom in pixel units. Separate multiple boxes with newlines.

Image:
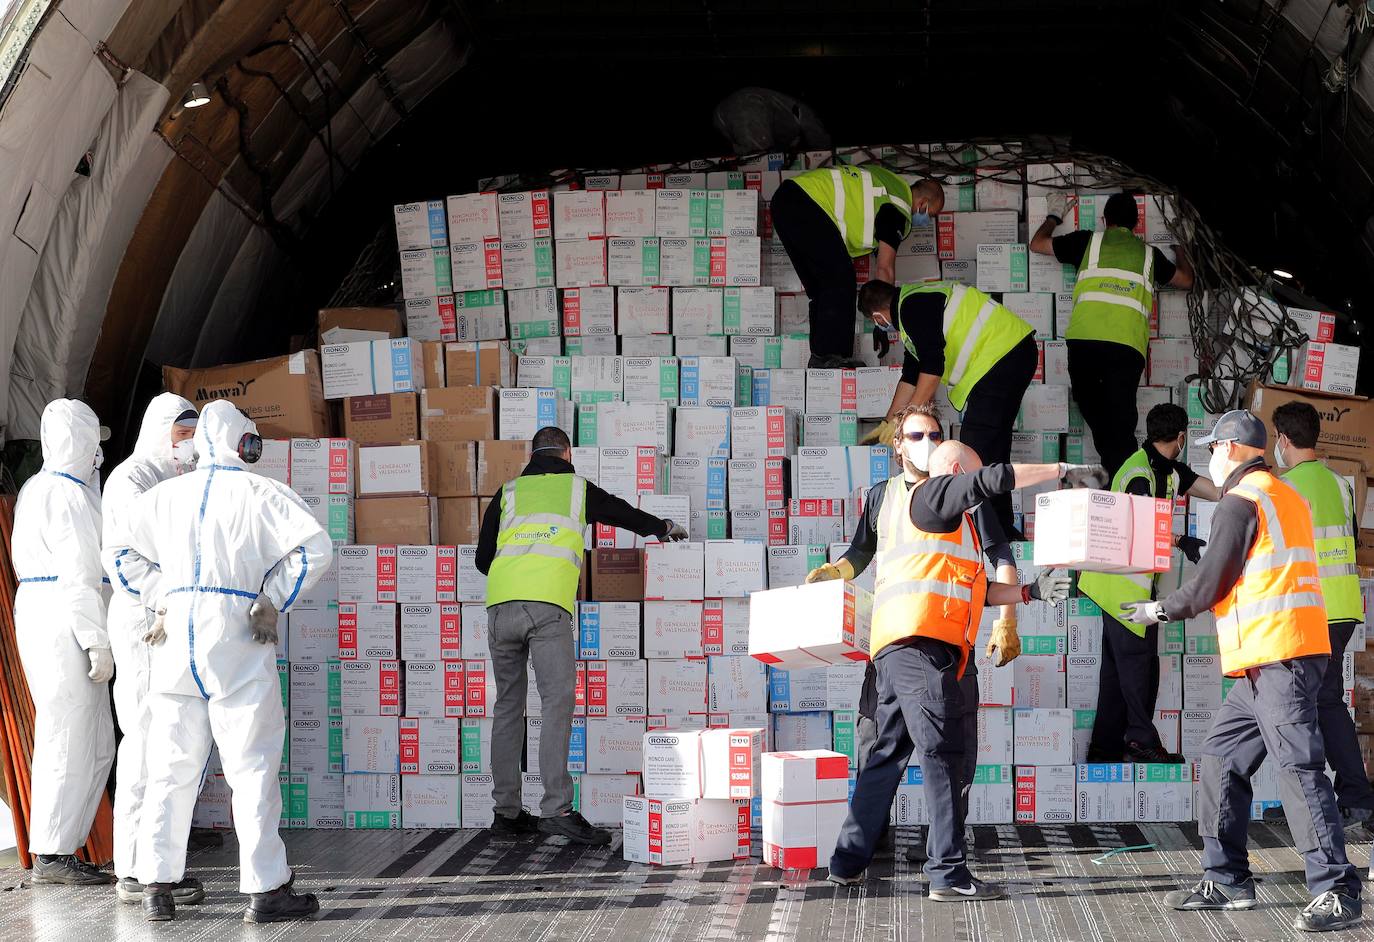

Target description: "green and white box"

left=607, top=237, right=660, bottom=286
left=344, top=773, right=400, bottom=829
left=623, top=356, right=680, bottom=405
left=976, top=243, right=1029, bottom=293
left=655, top=189, right=708, bottom=238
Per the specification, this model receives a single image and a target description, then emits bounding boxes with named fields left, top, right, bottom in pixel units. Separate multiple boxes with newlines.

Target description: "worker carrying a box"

left=1121, top=409, right=1361, bottom=932
left=475, top=426, right=686, bottom=845
left=1265, top=401, right=1374, bottom=829
left=12, top=400, right=115, bottom=888
left=114, top=401, right=334, bottom=923
left=825, top=437, right=1090, bottom=898
left=769, top=164, right=942, bottom=368
left=856, top=279, right=1038, bottom=537
left=1029, top=192, right=1194, bottom=476
left=1079, top=403, right=1218, bottom=765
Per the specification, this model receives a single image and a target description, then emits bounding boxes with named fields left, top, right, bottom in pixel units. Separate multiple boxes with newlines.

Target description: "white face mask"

left=1273, top=437, right=1289, bottom=469
left=905, top=437, right=937, bottom=474
left=172, top=438, right=198, bottom=473
left=93, top=445, right=104, bottom=471
left=1208, top=443, right=1231, bottom=487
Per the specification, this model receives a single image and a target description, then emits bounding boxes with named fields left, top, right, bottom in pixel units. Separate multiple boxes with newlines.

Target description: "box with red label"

left=702, top=598, right=750, bottom=656
left=562, top=286, right=616, bottom=336
left=647, top=658, right=708, bottom=716
left=644, top=542, right=705, bottom=601
left=730, top=406, right=796, bottom=460
left=760, top=750, right=849, bottom=869
left=449, top=239, right=503, bottom=292
left=463, top=659, right=497, bottom=718
left=787, top=499, right=845, bottom=546
left=1293, top=341, right=1360, bottom=396
left=704, top=540, right=766, bottom=598
left=622, top=795, right=751, bottom=865
left=342, top=716, right=400, bottom=774
left=336, top=602, right=398, bottom=661
left=729, top=508, right=788, bottom=545
left=805, top=369, right=857, bottom=413
left=337, top=545, right=398, bottom=603
left=700, top=727, right=765, bottom=800
left=707, top=237, right=761, bottom=286
left=497, top=190, right=551, bottom=241
left=399, top=603, right=461, bottom=661
left=749, top=580, right=872, bottom=671
left=577, top=659, right=648, bottom=718
left=339, top=659, right=400, bottom=716
left=289, top=438, right=354, bottom=497
left=1286, top=307, right=1339, bottom=344
left=394, top=545, right=457, bottom=603
left=727, top=458, right=787, bottom=511
left=400, top=659, right=457, bottom=718
left=936, top=211, right=1019, bottom=260
left=1033, top=490, right=1172, bottom=574
left=399, top=717, right=460, bottom=775
left=1014, top=764, right=1075, bottom=823
left=643, top=600, right=704, bottom=659
left=596, top=446, right=666, bottom=508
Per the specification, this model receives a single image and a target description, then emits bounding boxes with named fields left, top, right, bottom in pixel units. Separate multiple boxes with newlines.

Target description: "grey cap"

left=1194, top=409, right=1267, bottom=449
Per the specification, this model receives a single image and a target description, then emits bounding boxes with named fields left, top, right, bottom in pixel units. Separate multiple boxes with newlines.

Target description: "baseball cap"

left=1194, top=409, right=1267, bottom=449
left=173, top=408, right=199, bottom=428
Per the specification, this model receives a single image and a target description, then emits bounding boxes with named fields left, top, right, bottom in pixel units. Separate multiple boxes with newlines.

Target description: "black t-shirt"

left=893, top=291, right=949, bottom=384
left=1120, top=443, right=1199, bottom=499
left=873, top=204, right=908, bottom=251
left=1052, top=230, right=1177, bottom=285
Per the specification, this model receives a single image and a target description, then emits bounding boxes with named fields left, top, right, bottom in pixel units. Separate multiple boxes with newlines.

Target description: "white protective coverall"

left=121, top=401, right=331, bottom=893
left=101, top=393, right=195, bottom=880
left=13, top=399, right=114, bottom=855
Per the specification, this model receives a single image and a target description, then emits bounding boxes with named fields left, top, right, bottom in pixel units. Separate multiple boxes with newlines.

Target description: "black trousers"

left=1320, top=621, right=1374, bottom=812
left=1066, top=339, right=1145, bottom=477
left=769, top=179, right=857, bottom=359
left=1088, top=613, right=1162, bottom=755
left=959, top=333, right=1039, bottom=537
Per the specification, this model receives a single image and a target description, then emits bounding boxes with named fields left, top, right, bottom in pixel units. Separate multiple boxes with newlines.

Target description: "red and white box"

left=289, top=438, right=354, bottom=496
left=804, top=369, right=857, bottom=413
left=449, top=239, right=503, bottom=292
left=701, top=727, right=765, bottom=800
left=726, top=458, right=787, bottom=511
left=1294, top=340, right=1360, bottom=396
left=577, top=659, right=648, bottom=718
left=463, top=659, right=497, bottom=718
left=749, top=580, right=873, bottom=671
left=336, top=602, right=398, bottom=660
left=1033, top=490, right=1172, bottom=574
left=399, top=602, right=461, bottom=661
left=644, top=542, right=706, bottom=601
left=337, top=544, right=398, bottom=603
left=339, top=658, right=400, bottom=716
left=1286, top=307, right=1338, bottom=344
left=562, top=286, right=616, bottom=336
left=787, top=499, right=846, bottom=546
left=708, top=237, right=761, bottom=286
left=647, top=657, right=708, bottom=717
left=402, top=659, right=458, bottom=718
left=760, top=750, right=850, bottom=869
left=497, top=190, right=551, bottom=241
left=730, top=406, right=796, bottom=460
left=702, top=598, right=750, bottom=657
left=622, top=796, right=750, bottom=865
left=1014, top=764, right=1075, bottom=824
left=394, top=545, right=457, bottom=603
left=398, top=716, right=460, bottom=775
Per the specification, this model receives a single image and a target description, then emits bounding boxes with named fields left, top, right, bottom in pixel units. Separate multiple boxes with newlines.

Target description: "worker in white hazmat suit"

left=118, top=400, right=332, bottom=923
left=100, top=393, right=204, bottom=905
left=13, top=399, right=116, bottom=885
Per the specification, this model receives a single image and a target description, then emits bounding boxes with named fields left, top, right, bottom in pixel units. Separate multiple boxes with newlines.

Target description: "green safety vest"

left=792, top=165, right=913, bottom=258
left=1065, top=227, right=1155, bottom=357
left=1077, top=447, right=1177, bottom=637
left=897, top=282, right=1034, bottom=412
left=485, top=473, right=588, bottom=614
left=1282, top=460, right=1363, bottom=623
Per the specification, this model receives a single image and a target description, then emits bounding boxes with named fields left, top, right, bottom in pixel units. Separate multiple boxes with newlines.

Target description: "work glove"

left=662, top=519, right=689, bottom=542
left=249, top=596, right=279, bottom=646
left=1029, top=568, right=1072, bottom=603
left=985, top=618, right=1021, bottom=668
left=86, top=646, right=114, bottom=683
left=1120, top=600, right=1168, bottom=626
left=144, top=608, right=167, bottom=645
left=806, top=559, right=855, bottom=584
left=1045, top=192, right=1073, bottom=224
left=872, top=322, right=892, bottom=360
left=860, top=417, right=896, bottom=447
left=1059, top=462, right=1109, bottom=489
left=1176, top=534, right=1207, bottom=564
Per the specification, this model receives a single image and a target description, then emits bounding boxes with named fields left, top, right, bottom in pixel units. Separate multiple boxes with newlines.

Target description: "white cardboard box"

left=1014, top=764, right=1075, bottom=823
left=356, top=442, right=428, bottom=498
left=623, top=356, right=681, bottom=405
left=674, top=406, right=731, bottom=460
left=1293, top=341, right=1360, bottom=395
left=497, top=190, right=552, bottom=241
left=344, top=773, right=401, bottom=829
left=577, top=602, right=641, bottom=659
left=289, top=438, right=354, bottom=496
left=339, top=658, right=400, bottom=716
left=562, top=286, right=616, bottom=336
left=622, top=795, right=750, bottom=865
left=460, top=773, right=496, bottom=827
left=937, top=211, right=1019, bottom=260
left=605, top=189, right=656, bottom=237
left=760, top=750, right=849, bottom=869
left=1076, top=763, right=1135, bottom=822
left=748, top=581, right=872, bottom=670
left=395, top=199, right=447, bottom=250
left=647, top=658, right=708, bottom=716
left=672, top=287, right=723, bottom=336
left=577, top=773, right=642, bottom=826
left=644, top=542, right=706, bottom=601
left=726, top=458, right=786, bottom=510
left=577, top=716, right=648, bottom=774
left=1033, top=489, right=1172, bottom=574
left=976, top=243, right=1029, bottom=293
left=555, top=238, right=607, bottom=288
left=342, top=716, right=400, bottom=774
left=336, top=602, right=397, bottom=660
left=445, top=192, right=499, bottom=243
left=1012, top=708, right=1074, bottom=764
left=642, top=729, right=704, bottom=798
left=706, top=656, right=768, bottom=713
left=1136, top=763, right=1193, bottom=820
left=398, top=717, right=460, bottom=775
left=400, top=602, right=462, bottom=661
left=704, top=541, right=766, bottom=598
left=730, top=406, right=796, bottom=460
left=401, top=774, right=461, bottom=827
left=643, top=601, right=705, bottom=659
left=400, top=247, right=453, bottom=300
left=553, top=190, right=605, bottom=240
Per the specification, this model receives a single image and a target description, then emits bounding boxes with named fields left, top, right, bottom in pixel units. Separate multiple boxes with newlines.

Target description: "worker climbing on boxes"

left=1121, top=409, right=1361, bottom=933
left=855, top=279, right=1038, bottom=538
left=475, top=425, right=687, bottom=846
left=1078, top=402, right=1219, bottom=765
left=769, top=163, right=943, bottom=369
left=1028, top=191, right=1194, bottom=476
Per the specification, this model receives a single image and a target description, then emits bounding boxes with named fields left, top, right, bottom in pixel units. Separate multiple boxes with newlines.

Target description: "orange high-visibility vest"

left=870, top=475, right=987, bottom=675
left=1214, top=469, right=1330, bottom=676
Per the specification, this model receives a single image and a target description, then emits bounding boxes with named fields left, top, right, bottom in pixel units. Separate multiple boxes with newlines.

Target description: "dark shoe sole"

left=32, top=874, right=115, bottom=886
left=1293, top=915, right=1360, bottom=932
left=1166, top=896, right=1256, bottom=911
left=144, top=912, right=174, bottom=922
left=826, top=872, right=864, bottom=887
left=537, top=823, right=611, bottom=845
left=244, top=908, right=319, bottom=924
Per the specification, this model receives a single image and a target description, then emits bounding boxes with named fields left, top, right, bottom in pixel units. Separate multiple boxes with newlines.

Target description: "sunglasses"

left=899, top=430, right=943, bottom=443
left=1207, top=438, right=1235, bottom=454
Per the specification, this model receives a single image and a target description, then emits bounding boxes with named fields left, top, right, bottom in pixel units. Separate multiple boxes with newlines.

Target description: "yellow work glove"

left=805, top=558, right=855, bottom=583
left=860, top=418, right=896, bottom=447
left=985, top=618, right=1021, bottom=668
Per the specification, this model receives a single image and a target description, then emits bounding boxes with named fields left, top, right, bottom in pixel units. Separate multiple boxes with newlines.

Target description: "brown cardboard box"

left=317, top=307, right=403, bottom=342
left=420, top=386, right=497, bottom=442
left=590, top=548, right=644, bottom=601
left=431, top=442, right=478, bottom=497
left=163, top=351, right=329, bottom=439
left=355, top=496, right=436, bottom=544
left=356, top=440, right=433, bottom=497
left=420, top=341, right=446, bottom=389
left=1328, top=458, right=1367, bottom=521
left=444, top=342, right=517, bottom=387
left=477, top=440, right=532, bottom=495
left=438, top=497, right=481, bottom=545
left=344, top=393, right=419, bottom=445
left=1358, top=532, right=1374, bottom=568
left=1246, top=382, right=1374, bottom=469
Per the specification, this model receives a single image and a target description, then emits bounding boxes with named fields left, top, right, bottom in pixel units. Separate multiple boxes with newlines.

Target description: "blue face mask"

left=912, top=208, right=931, bottom=227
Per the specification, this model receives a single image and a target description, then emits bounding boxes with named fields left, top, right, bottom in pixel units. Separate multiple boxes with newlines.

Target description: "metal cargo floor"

left=3, top=823, right=1373, bottom=941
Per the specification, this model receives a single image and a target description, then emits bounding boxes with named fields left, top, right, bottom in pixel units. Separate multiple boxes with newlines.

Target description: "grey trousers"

left=488, top=600, right=577, bottom=818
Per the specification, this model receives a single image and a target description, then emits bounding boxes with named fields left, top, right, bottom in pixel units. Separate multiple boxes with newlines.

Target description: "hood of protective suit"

left=40, top=399, right=102, bottom=478
left=131, top=392, right=196, bottom=469
left=195, top=400, right=258, bottom=469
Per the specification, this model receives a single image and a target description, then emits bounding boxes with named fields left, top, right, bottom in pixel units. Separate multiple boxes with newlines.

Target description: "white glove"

left=1059, top=462, right=1109, bottom=489
left=1045, top=192, right=1073, bottom=223
left=144, top=609, right=167, bottom=645
left=86, top=647, right=114, bottom=683
left=1029, top=568, right=1072, bottom=603
left=662, top=519, right=689, bottom=542
left=249, top=596, right=279, bottom=645
left=1120, top=601, right=1168, bottom=625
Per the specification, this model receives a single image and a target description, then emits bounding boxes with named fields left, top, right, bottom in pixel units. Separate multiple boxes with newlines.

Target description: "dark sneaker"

left=1261, top=804, right=1287, bottom=823
left=539, top=810, right=612, bottom=845
left=1125, top=741, right=1186, bottom=764
left=188, top=827, right=224, bottom=848
left=31, top=854, right=115, bottom=886
left=1164, top=878, right=1257, bottom=911
left=826, top=868, right=865, bottom=887
left=929, top=878, right=1005, bottom=902
left=244, top=881, right=320, bottom=924
left=118, top=875, right=205, bottom=904
left=1293, top=891, right=1360, bottom=932
left=807, top=354, right=866, bottom=370
left=1085, top=747, right=1122, bottom=763
left=143, top=885, right=175, bottom=922
left=491, top=810, right=540, bottom=836
left=904, top=838, right=926, bottom=864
